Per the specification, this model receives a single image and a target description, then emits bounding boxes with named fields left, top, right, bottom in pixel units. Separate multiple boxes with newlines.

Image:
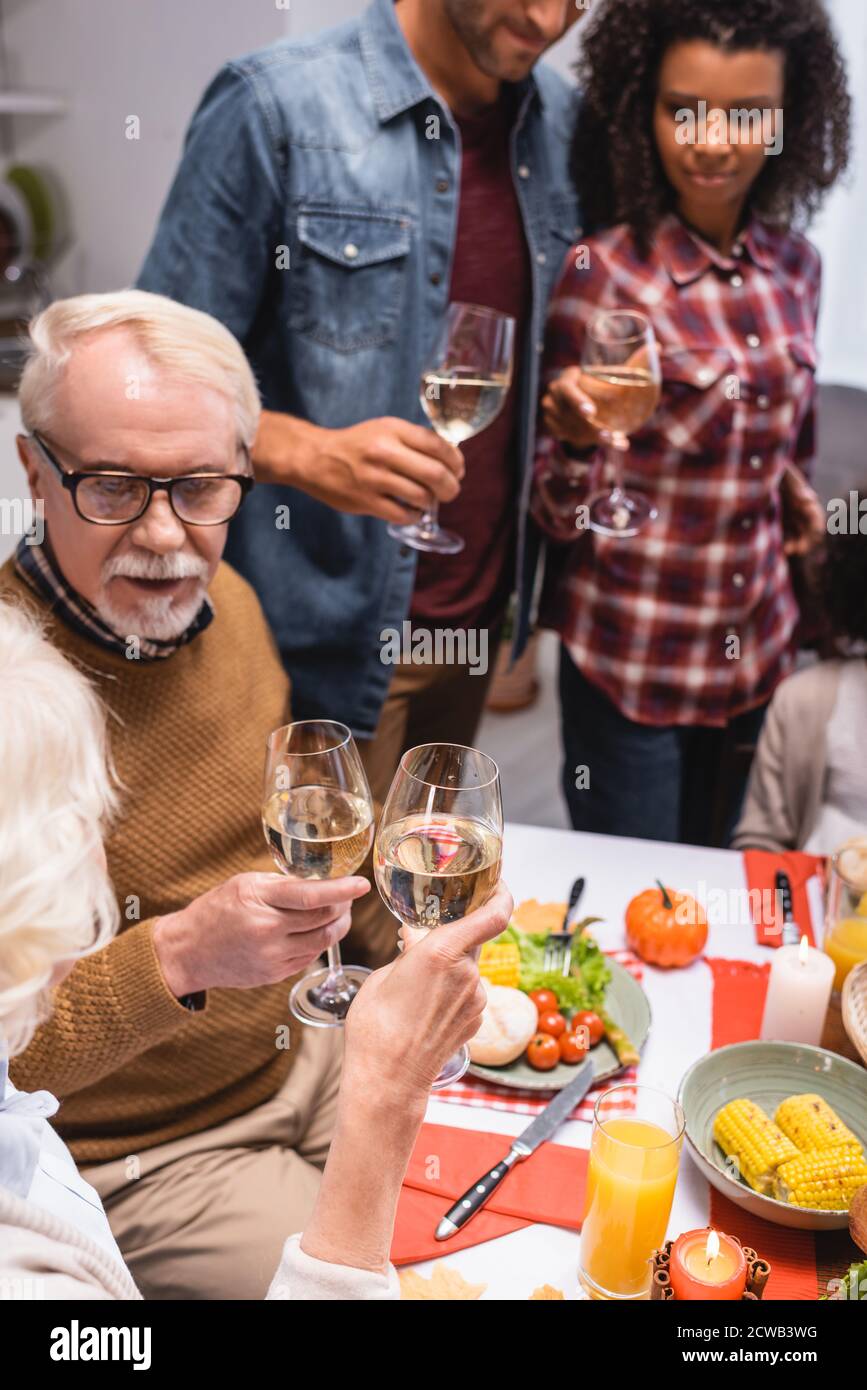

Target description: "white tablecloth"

left=409, top=822, right=824, bottom=1300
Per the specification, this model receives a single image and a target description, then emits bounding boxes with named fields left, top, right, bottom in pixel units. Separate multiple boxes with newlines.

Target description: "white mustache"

left=102, top=551, right=210, bottom=584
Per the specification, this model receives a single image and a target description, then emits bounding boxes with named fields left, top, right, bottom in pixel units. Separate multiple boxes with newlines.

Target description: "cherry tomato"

left=572, top=1010, right=604, bottom=1047
left=559, top=1030, right=589, bottom=1065
left=529, top=989, right=558, bottom=1015
left=526, top=1032, right=560, bottom=1071
left=537, top=1009, right=567, bottom=1039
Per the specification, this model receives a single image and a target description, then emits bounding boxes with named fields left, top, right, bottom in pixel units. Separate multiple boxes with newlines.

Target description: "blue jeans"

left=558, top=648, right=768, bottom=848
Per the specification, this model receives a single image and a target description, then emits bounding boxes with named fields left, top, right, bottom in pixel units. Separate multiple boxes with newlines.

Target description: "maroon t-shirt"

left=411, top=94, right=531, bottom=629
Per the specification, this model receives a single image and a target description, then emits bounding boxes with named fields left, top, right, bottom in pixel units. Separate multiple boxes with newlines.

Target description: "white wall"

left=808, top=0, right=867, bottom=391
left=3, top=0, right=286, bottom=296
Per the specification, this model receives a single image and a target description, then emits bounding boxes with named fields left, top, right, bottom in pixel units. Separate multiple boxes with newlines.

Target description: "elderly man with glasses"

left=0, top=289, right=376, bottom=1299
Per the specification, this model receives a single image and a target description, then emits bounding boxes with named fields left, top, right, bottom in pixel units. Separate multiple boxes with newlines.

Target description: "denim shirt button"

left=343, top=243, right=359, bottom=260
left=517, top=163, right=531, bottom=179
left=430, top=271, right=442, bottom=286
left=536, top=251, right=547, bottom=266
left=436, top=179, right=449, bottom=193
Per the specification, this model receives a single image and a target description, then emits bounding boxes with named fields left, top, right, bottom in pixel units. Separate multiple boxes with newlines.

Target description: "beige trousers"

left=81, top=1026, right=343, bottom=1301
left=345, top=651, right=499, bottom=970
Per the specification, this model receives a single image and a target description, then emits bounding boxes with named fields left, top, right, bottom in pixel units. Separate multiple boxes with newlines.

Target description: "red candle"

left=669, top=1228, right=747, bottom=1301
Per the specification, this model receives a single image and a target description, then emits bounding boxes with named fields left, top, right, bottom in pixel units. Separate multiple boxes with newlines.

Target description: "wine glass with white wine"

left=581, top=308, right=662, bottom=538
left=262, top=720, right=374, bottom=1027
left=374, top=743, right=503, bottom=1088
left=388, top=302, right=515, bottom=556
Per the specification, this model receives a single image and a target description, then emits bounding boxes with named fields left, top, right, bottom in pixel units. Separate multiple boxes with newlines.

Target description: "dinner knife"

left=434, top=1058, right=595, bottom=1240
left=775, top=870, right=801, bottom=947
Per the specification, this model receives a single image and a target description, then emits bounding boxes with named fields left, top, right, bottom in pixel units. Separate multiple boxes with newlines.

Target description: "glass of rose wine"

left=262, top=720, right=374, bottom=1027
left=581, top=309, right=662, bottom=538
left=388, top=301, right=515, bottom=556
left=374, top=743, right=503, bottom=1088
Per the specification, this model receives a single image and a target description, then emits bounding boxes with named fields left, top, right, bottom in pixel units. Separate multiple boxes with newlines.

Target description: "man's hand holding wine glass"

left=152, top=871, right=371, bottom=997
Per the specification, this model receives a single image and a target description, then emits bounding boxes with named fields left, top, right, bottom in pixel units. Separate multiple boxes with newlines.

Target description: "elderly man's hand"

left=341, top=883, right=513, bottom=1096
left=152, top=872, right=371, bottom=997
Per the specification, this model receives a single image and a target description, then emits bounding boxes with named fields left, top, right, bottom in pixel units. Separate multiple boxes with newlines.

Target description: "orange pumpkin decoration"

left=625, top=880, right=708, bottom=968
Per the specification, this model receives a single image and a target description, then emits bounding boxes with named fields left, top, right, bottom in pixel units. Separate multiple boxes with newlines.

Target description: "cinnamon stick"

left=748, top=1260, right=771, bottom=1298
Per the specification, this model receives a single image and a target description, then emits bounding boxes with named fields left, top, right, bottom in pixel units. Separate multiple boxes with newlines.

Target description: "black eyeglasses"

left=30, top=431, right=254, bottom=526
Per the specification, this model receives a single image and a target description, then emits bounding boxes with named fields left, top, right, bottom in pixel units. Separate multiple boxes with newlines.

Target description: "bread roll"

left=469, top=981, right=539, bottom=1066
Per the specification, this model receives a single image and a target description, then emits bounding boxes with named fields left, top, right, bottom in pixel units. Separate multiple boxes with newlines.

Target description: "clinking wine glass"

left=581, top=308, right=662, bottom=539
left=374, top=743, right=503, bottom=1088
left=388, top=301, right=515, bottom=556
left=262, top=719, right=374, bottom=1027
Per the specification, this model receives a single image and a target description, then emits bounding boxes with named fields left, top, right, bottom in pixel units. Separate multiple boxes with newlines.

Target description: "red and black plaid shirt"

left=532, top=213, right=820, bottom=728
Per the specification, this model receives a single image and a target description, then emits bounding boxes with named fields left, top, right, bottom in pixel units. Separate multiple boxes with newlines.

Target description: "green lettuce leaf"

left=497, top=922, right=611, bottom=1014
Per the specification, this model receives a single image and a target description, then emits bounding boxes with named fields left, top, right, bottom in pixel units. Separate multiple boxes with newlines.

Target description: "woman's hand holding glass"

left=374, top=743, right=504, bottom=1088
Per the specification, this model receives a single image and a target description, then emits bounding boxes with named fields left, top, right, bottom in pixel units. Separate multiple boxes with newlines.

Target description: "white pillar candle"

left=760, top=935, right=835, bottom=1046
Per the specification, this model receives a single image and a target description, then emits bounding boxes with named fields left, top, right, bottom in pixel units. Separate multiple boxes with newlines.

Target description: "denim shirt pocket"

left=289, top=205, right=413, bottom=353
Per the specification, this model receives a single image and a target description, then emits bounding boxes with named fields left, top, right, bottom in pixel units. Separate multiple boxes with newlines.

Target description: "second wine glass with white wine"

left=388, top=302, right=515, bottom=556
left=374, top=743, right=503, bottom=1088
left=262, top=720, right=374, bottom=1027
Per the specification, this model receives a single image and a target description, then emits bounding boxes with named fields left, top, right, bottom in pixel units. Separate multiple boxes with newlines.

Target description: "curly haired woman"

left=532, top=0, right=851, bottom=846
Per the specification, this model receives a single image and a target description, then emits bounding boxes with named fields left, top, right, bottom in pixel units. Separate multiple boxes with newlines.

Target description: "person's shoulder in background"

left=731, top=659, right=843, bottom=854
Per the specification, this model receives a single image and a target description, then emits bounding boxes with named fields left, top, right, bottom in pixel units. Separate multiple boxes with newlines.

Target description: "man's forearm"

left=252, top=409, right=329, bottom=488
left=300, top=1066, right=428, bottom=1274
left=9, top=921, right=194, bottom=1098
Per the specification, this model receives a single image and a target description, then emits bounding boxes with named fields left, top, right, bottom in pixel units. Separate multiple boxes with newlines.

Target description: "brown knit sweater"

left=2, top=558, right=302, bottom=1162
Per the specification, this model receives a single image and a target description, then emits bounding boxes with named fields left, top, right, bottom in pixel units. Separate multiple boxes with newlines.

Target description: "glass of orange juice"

left=579, top=1084, right=684, bottom=1301
left=824, top=837, right=867, bottom=994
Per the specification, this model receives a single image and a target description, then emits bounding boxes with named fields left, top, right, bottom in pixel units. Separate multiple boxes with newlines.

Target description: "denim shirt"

left=138, top=0, right=581, bottom=736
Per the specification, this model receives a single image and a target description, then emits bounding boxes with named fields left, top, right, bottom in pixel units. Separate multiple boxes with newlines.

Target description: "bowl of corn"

left=679, top=1041, right=867, bottom=1230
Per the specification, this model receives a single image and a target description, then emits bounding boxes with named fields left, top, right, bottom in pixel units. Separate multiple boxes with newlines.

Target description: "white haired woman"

left=0, top=597, right=509, bottom=1299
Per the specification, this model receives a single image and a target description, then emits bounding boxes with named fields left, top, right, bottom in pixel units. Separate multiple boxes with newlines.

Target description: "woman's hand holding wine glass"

left=343, top=882, right=513, bottom=1096
left=374, top=742, right=504, bottom=1088
left=542, top=309, right=662, bottom=539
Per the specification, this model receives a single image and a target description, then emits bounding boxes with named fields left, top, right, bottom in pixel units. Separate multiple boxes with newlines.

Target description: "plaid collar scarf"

left=14, top=538, right=214, bottom=660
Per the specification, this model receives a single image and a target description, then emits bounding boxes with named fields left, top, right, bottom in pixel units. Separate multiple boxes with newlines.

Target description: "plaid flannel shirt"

left=532, top=213, right=820, bottom=728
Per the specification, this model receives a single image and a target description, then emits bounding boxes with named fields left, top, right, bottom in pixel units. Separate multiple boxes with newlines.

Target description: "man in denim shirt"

left=139, top=0, right=584, bottom=963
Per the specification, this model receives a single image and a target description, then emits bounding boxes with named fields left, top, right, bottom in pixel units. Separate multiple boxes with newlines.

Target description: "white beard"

left=95, top=581, right=208, bottom=641
left=95, top=551, right=211, bottom=642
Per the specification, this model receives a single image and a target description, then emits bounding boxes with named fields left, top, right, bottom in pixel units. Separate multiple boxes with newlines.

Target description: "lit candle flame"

left=798, top=934, right=810, bottom=965
left=705, top=1229, right=720, bottom=1265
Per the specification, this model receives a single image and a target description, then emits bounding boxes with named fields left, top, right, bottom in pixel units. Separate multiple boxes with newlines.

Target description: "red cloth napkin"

left=391, top=1122, right=587, bottom=1265
left=741, top=849, right=824, bottom=948
left=706, top=956, right=861, bottom=1299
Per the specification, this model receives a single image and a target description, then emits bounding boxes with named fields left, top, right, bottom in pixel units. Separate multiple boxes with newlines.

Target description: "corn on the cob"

left=713, top=1098, right=800, bottom=1194
left=774, top=1094, right=859, bottom=1153
left=774, top=1145, right=867, bottom=1210
left=478, top=941, right=521, bottom=988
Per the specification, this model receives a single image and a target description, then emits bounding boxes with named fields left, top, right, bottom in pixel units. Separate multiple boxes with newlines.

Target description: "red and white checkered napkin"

left=436, top=950, right=643, bottom=1122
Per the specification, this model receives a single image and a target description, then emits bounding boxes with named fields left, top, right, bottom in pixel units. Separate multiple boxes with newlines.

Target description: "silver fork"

left=544, top=932, right=576, bottom=977
left=543, top=877, right=585, bottom=976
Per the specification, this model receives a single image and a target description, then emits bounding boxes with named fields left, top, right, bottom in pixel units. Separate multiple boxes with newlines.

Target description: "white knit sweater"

left=0, top=1187, right=400, bottom=1300
left=0, top=1072, right=399, bottom=1300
